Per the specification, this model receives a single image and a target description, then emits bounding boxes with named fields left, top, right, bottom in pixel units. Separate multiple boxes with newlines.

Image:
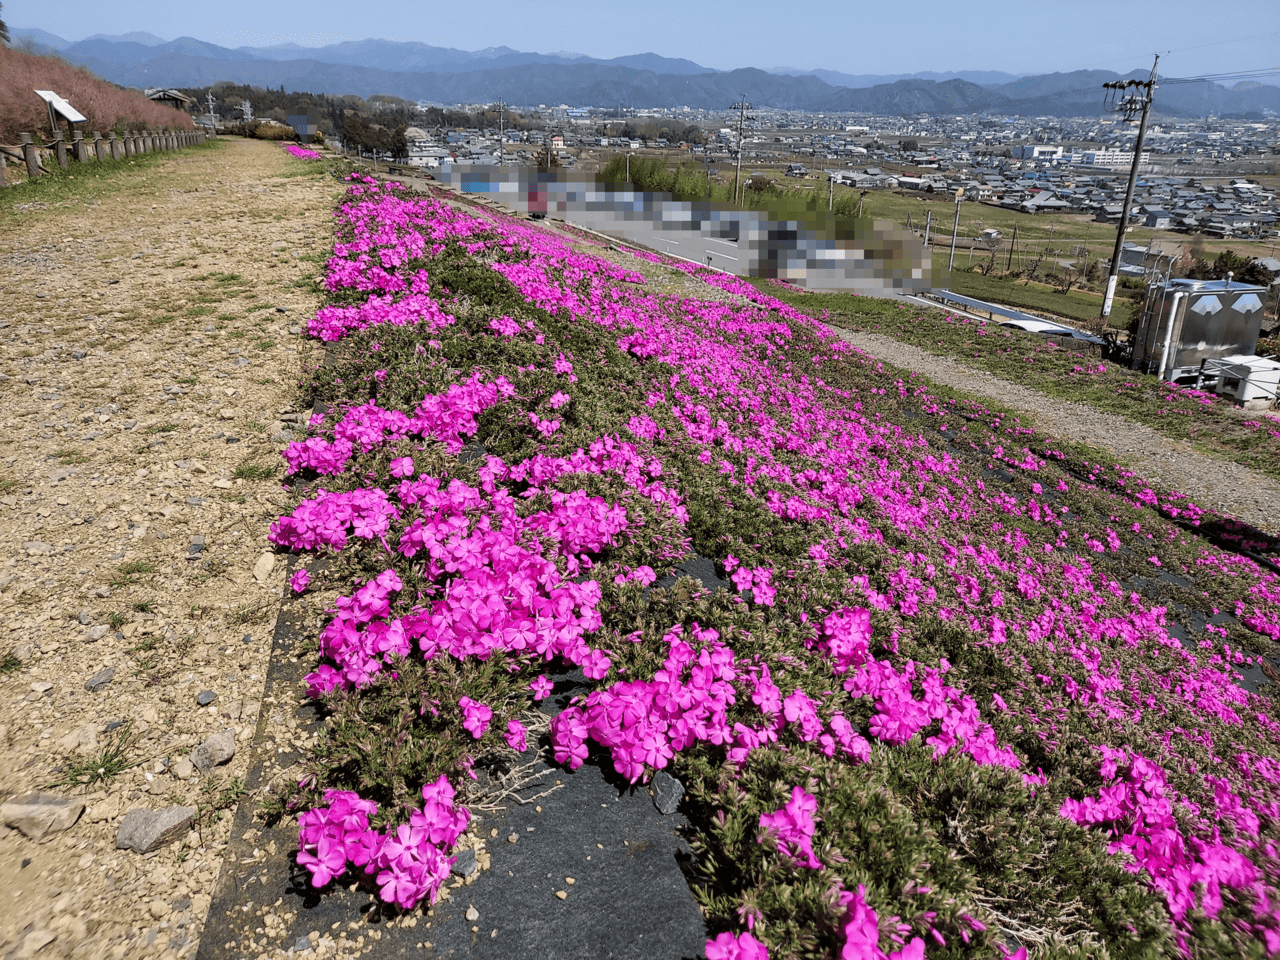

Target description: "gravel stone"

left=195, top=690, right=218, bottom=707
left=190, top=728, right=236, bottom=772
left=0, top=793, right=85, bottom=840
left=84, top=667, right=115, bottom=692
left=115, top=806, right=196, bottom=853
left=652, top=770, right=684, bottom=815
left=450, top=847, right=478, bottom=878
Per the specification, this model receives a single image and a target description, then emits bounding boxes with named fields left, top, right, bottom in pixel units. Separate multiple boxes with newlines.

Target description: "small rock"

left=31, top=681, right=53, bottom=696
left=288, top=325, right=302, bottom=335
left=87, top=624, right=109, bottom=642
left=232, top=357, right=251, bottom=368
left=195, top=690, right=218, bottom=707
left=184, top=498, right=204, bottom=507
left=451, top=847, right=477, bottom=878
left=84, top=667, right=115, bottom=693
left=148, top=899, right=170, bottom=919
left=295, top=937, right=313, bottom=953
left=212, top=479, right=232, bottom=489
left=217, top=408, right=238, bottom=420
left=252, top=553, right=276, bottom=582
left=22, top=541, right=54, bottom=556
left=12, top=644, right=33, bottom=662
left=190, top=729, right=236, bottom=773
left=116, top=806, right=196, bottom=853
left=465, top=906, right=479, bottom=922
left=77, top=610, right=91, bottom=626
left=170, top=758, right=194, bottom=781
left=1, top=793, right=85, bottom=841
left=652, top=770, right=684, bottom=816
left=190, top=460, right=208, bottom=474
left=554, top=890, right=568, bottom=900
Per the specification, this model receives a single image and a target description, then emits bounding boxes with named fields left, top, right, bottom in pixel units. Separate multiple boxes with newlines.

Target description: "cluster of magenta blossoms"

left=277, top=175, right=1280, bottom=955
left=297, top=775, right=468, bottom=908
left=283, top=143, right=322, bottom=161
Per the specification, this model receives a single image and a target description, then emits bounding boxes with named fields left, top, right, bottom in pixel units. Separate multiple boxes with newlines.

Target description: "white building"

left=1070, top=149, right=1151, bottom=168
left=404, top=127, right=450, bottom=168
left=1013, top=145, right=1063, bottom=159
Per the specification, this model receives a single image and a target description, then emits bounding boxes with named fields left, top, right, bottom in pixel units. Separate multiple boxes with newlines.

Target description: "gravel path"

left=831, top=327, right=1280, bottom=537
left=0, top=138, right=338, bottom=960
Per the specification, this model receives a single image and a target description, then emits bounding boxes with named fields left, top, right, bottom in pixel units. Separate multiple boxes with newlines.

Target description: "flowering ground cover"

left=284, top=144, right=323, bottom=161
left=754, top=283, right=1280, bottom=487
left=265, top=174, right=1280, bottom=959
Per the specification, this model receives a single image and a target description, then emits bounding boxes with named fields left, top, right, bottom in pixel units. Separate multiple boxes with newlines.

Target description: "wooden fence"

left=0, top=128, right=211, bottom=185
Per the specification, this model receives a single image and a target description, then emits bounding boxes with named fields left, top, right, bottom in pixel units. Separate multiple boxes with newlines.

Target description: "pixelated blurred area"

left=437, top=166, right=931, bottom=294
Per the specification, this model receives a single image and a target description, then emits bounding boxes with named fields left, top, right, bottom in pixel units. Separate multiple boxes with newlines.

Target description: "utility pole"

left=857, top=190, right=868, bottom=218
left=496, top=100, right=504, bottom=165
left=828, top=174, right=834, bottom=211
left=1007, top=224, right=1018, bottom=272
left=947, top=188, right=964, bottom=272
left=730, top=95, right=751, bottom=205
left=1100, top=54, right=1159, bottom=325
left=923, top=210, right=933, bottom=248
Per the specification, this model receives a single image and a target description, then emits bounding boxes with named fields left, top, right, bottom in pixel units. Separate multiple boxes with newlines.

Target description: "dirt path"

left=831, top=326, right=1280, bottom=537
left=0, top=138, right=339, bottom=959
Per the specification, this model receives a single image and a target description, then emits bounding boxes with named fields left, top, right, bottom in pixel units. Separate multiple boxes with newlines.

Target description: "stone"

left=31, top=681, right=53, bottom=697
left=148, top=899, right=170, bottom=919
left=190, top=729, right=235, bottom=773
left=184, top=498, right=204, bottom=507
left=295, top=937, right=312, bottom=953
left=86, top=624, right=109, bottom=642
left=116, top=806, right=195, bottom=853
left=84, top=667, right=114, bottom=692
left=77, top=610, right=91, bottom=626
left=465, top=906, right=479, bottom=922
left=252, top=553, right=275, bottom=582
left=232, top=357, right=251, bottom=368
left=22, top=541, right=54, bottom=556
left=56, top=724, right=99, bottom=755
left=217, top=408, right=238, bottom=420
left=652, top=770, right=684, bottom=816
left=212, top=479, right=232, bottom=489
left=170, top=758, right=194, bottom=781
left=195, top=690, right=217, bottom=707
left=450, top=847, right=477, bottom=878
left=1, top=793, right=85, bottom=841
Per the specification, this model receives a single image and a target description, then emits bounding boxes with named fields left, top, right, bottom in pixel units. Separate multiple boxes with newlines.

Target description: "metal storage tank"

left=1130, top=278, right=1268, bottom=381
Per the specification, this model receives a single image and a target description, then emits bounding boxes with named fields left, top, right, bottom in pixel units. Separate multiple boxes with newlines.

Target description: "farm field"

left=259, top=167, right=1280, bottom=959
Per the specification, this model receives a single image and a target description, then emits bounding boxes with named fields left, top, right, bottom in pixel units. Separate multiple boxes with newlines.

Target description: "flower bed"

left=270, top=175, right=1280, bottom=959
left=284, top=144, right=322, bottom=161
left=755, top=283, right=1280, bottom=487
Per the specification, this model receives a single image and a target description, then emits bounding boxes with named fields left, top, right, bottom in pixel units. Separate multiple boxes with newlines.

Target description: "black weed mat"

left=196, top=564, right=706, bottom=960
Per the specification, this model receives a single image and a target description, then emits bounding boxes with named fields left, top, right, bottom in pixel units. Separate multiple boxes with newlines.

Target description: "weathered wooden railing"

left=0, top=128, right=211, bottom=185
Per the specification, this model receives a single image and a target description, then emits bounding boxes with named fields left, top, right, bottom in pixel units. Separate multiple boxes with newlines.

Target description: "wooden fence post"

left=20, top=133, right=40, bottom=180
left=72, top=132, right=87, bottom=163
left=110, top=132, right=122, bottom=160
left=93, top=132, right=106, bottom=162
left=54, top=132, right=68, bottom=170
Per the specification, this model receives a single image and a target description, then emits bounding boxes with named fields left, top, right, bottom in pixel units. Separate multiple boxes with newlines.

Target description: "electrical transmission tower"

left=1099, top=54, right=1158, bottom=325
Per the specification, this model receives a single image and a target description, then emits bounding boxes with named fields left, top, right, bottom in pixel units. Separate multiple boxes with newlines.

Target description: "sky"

left=8, top=0, right=1280, bottom=80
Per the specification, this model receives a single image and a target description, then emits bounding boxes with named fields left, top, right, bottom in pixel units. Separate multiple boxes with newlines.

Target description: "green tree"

left=0, top=3, right=9, bottom=44
left=1185, top=249, right=1276, bottom=286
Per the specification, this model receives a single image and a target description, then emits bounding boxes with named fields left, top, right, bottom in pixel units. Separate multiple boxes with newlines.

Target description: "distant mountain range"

left=10, top=28, right=1280, bottom=118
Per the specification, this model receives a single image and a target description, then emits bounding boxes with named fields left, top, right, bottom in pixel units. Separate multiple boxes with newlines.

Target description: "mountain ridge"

left=9, top=28, right=1279, bottom=117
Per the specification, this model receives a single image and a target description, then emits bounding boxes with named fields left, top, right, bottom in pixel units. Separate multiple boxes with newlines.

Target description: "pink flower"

left=458, top=697, right=493, bottom=738
left=705, top=930, right=769, bottom=960
left=290, top=568, right=310, bottom=593
left=530, top=675, right=553, bottom=700
left=389, top=457, right=414, bottom=478
left=505, top=720, right=528, bottom=753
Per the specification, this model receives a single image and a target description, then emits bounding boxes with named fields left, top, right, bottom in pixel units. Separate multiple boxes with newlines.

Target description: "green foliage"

left=48, top=722, right=139, bottom=788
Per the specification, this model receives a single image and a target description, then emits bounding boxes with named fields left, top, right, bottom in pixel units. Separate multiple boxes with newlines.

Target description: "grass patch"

left=131, top=600, right=155, bottom=613
left=0, top=653, right=23, bottom=674
left=177, top=376, right=198, bottom=386
left=52, top=449, right=89, bottom=464
left=254, top=338, right=276, bottom=351
left=143, top=423, right=180, bottom=435
left=107, top=611, right=128, bottom=630
left=0, top=478, right=19, bottom=495
left=185, top=305, right=216, bottom=318
left=47, top=722, right=139, bottom=788
left=232, top=462, right=277, bottom=481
